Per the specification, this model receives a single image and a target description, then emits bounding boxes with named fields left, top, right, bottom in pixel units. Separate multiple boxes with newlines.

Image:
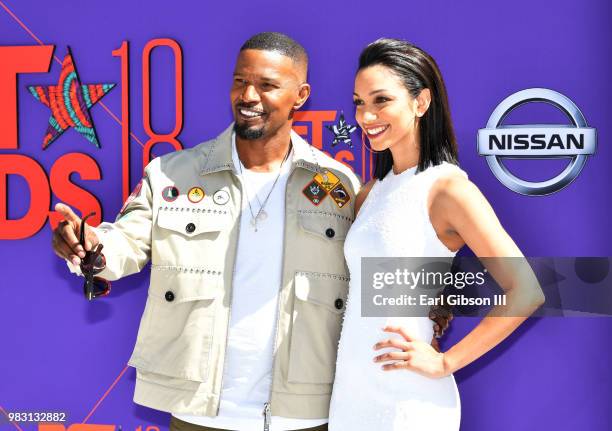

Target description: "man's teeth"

left=239, top=108, right=264, bottom=118
left=367, top=125, right=389, bottom=136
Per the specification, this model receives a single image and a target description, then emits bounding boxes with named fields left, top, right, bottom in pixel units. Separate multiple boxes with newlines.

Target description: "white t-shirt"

left=173, top=133, right=328, bottom=430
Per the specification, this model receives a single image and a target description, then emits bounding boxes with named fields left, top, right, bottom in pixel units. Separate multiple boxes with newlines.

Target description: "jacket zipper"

left=262, top=166, right=296, bottom=431
left=262, top=401, right=271, bottom=431
left=217, top=175, right=243, bottom=415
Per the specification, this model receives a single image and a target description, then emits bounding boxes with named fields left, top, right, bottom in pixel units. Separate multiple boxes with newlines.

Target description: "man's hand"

left=429, top=304, right=454, bottom=338
left=52, top=203, right=99, bottom=266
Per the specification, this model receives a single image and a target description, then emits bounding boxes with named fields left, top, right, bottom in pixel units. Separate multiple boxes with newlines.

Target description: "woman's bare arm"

left=374, top=175, right=544, bottom=377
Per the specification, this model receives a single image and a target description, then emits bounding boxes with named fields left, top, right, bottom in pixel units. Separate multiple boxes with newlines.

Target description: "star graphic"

left=326, top=111, right=357, bottom=148
left=28, top=47, right=115, bottom=150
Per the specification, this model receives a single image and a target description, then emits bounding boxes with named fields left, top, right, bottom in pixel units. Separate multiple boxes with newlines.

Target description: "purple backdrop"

left=1, top=0, right=611, bottom=430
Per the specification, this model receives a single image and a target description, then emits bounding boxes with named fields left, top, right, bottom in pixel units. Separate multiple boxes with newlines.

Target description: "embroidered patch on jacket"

left=303, top=180, right=327, bottom=206
left=330, top=182, right=350, bottom=208
left=162, top=185, right=180, bottom=202
left=187, top=186, right=205, bottom=203
left=119, top=178, right=144, bottom=215
left=313, top=170, right=340, bottom=192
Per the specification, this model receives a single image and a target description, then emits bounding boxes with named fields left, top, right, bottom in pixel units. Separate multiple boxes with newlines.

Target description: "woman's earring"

left=361, top=130, right=384, bottom=154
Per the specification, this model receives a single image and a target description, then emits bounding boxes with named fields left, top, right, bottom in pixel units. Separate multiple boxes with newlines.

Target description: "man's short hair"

left=240, top=32, right=308, bottom=71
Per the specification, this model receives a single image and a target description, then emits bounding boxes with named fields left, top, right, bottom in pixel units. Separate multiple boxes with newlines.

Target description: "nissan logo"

left=477, top=88, right=597, bottom=195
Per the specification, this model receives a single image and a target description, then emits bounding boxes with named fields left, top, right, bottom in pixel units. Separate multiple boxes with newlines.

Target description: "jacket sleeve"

left=66, top=162, right=155, bottom=281
left=98, top=162, right=155, bottom=280
left=346, top=169, right=363, bottom=196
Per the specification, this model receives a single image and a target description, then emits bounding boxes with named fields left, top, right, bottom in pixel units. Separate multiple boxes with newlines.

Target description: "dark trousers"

left=169, top=415, right=329, bottom=431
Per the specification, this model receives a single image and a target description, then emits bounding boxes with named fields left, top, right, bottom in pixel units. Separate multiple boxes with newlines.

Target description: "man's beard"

left=234, top=122, right=265, bottom=140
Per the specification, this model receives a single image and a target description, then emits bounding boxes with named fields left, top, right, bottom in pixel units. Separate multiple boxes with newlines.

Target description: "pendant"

left=256, top=210, right=268, bottom=221
left=250, top=211, right=267, bottom=232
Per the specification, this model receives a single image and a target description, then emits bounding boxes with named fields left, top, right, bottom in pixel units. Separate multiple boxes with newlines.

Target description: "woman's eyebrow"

left=369, top=89, right=387, bottom=95
left=352, top=89, right=387, bottom=96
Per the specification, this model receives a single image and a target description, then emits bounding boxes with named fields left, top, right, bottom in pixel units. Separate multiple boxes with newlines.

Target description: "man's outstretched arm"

left=52, top=163, right=155, bottom=281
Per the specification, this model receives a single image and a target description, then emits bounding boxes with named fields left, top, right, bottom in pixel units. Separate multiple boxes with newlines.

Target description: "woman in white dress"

left=328, top=39, right=544, bottom=430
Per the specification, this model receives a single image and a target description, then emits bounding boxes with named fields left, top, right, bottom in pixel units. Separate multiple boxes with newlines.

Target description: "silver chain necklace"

left=238, top=144, right=292, bottom=232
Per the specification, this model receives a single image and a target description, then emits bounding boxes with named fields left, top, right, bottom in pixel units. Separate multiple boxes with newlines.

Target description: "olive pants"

left=169, top=415, right=329, bottom=431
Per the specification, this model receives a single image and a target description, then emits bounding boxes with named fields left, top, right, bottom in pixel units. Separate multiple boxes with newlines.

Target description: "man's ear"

left=294, top=82, right=311, bottom=110
left=416, top=88, right=432, bottom=117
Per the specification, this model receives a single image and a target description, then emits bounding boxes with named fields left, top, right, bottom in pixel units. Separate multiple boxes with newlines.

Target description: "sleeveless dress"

left=328, top=162, right=467, bottom=431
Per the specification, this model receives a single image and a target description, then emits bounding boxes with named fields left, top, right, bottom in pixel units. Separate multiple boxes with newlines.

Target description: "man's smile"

left=237, top=106, right=266, bottom=121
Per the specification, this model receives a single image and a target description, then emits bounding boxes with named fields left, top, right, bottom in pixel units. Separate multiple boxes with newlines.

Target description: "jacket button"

left=325, top=228, right=335, bottom=238
left=186, top=222, right=196, bottom=233
left=165, top=291, right=175, bottom=302
left=334, top=298, right=344, bottom=310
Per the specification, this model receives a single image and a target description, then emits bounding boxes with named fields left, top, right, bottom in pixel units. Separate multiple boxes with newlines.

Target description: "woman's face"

left=353, top=64, right=420, bottom=153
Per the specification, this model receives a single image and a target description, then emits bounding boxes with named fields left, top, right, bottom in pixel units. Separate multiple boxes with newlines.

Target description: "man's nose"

left=241, top=84, right=260, bottom=103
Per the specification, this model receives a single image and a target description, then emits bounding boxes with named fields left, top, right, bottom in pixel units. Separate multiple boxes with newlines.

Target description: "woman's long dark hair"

left=358, top=38, right=459, bottom=180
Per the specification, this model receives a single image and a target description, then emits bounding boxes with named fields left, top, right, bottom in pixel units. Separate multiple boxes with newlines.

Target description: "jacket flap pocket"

left=294, top=271, right=349, bottom=314
left=288, top=271, right=349, bottom=384
left=156, top=207, right=231, bottom=237
left=130, top=268, right=220, bottom=382
left=150, top=266, right=223, bottom=303
left=298, top=210, right=352, bottom=241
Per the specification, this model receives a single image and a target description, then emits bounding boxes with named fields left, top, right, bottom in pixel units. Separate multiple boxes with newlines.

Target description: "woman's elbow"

left=528, top=286, right=546, bottom=312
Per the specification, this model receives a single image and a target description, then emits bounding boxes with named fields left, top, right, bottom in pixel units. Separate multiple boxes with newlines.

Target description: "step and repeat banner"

left=1, top=0, right=611, bottom=430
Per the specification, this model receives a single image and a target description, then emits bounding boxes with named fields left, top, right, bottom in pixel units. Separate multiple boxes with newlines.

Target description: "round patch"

left=213, top=190, right=230, bottom=205
left=188, top=186, right=205, bottom=203
left=162, top=185, right=180, bottom=202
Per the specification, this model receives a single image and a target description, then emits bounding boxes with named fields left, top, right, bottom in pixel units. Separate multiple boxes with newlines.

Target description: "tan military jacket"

left=84, top=123, right=361, bottom=418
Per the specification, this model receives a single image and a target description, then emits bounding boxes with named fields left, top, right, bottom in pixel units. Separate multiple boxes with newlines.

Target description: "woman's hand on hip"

left=373, top=325, right=453, bottom=379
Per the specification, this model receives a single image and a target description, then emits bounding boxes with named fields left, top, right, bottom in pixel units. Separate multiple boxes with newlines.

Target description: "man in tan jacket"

left=52, top=32, right=449, bottom=431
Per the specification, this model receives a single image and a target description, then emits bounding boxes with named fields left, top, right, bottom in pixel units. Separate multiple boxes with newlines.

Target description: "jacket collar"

left=199, top=122, right=325, bottom=176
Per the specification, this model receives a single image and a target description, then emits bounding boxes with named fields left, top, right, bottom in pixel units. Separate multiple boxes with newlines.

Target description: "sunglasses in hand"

left=79, top=212, right=111, bottom=300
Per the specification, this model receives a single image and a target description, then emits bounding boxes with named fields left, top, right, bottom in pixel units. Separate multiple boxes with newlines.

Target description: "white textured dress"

left=328, top=162, right=467, bottom=431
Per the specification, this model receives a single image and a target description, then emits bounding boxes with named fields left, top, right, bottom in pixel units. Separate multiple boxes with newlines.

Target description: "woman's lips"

left=365, top=124, right=389, bottom=138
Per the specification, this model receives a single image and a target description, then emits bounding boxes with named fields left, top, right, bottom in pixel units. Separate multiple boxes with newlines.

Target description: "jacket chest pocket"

left=153, top=206, right=233, bottom=266
left=156, top=206, right=231, bottom=237
left=128, top=268, right=222, bottom=383
left=287, top=271, right=349, bottom=385
left=298, top=210, right=352, bottom=242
